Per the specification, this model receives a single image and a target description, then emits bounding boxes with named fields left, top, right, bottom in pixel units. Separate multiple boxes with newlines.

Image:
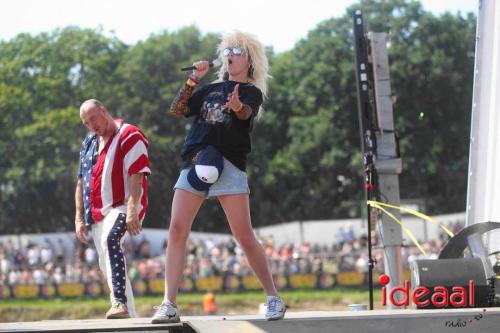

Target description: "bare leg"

left=164, top=189, right=204, bottom=303
left=218, top=194, right=278, bottom=296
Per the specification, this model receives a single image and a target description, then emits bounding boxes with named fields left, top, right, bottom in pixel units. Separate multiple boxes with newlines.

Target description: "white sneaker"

left=265, top=295, right=286, bottom=320
left=151, top=300, right=180, bottom=324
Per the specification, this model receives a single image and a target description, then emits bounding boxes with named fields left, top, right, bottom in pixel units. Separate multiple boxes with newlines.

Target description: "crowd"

left=0, top=221, right=462, bottom=287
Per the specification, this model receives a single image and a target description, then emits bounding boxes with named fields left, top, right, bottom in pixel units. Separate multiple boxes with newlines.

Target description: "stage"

left=1, top=308, right=500, bottom=333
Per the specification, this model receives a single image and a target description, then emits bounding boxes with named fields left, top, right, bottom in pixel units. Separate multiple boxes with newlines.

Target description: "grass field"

left=0, top=288, right=382, bottom=323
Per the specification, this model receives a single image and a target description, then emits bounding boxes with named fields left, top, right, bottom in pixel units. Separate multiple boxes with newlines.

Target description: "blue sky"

left=0, top=0, right=477, bottom=52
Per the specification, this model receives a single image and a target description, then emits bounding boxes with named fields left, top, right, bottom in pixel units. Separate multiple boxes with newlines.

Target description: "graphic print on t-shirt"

left=199, top=91, right=232, bottom=126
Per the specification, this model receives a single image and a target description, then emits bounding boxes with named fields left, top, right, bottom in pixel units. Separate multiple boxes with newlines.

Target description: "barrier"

left=0, top=271, right=411, bottom=300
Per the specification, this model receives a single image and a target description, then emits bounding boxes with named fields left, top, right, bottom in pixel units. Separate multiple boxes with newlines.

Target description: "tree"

left=0, top=1, right=477, bottom=233
left=111, top=26, right=224, bottom=230
left=249, top=0, right=475, bottom=225
left=0, top=27, right=127, bottom=232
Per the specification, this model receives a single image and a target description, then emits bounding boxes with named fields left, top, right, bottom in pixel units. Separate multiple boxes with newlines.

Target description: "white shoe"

left=151, top=300, right=180, bottom=324
left=265, top=295, right=286, bottom=320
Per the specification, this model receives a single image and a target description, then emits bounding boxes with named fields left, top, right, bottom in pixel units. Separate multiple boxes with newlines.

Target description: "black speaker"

left=410, top=258, right=490, bottom=309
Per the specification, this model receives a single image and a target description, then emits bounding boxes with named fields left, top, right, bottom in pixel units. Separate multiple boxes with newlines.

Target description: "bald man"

left=75, top=99, right=150, bottom=319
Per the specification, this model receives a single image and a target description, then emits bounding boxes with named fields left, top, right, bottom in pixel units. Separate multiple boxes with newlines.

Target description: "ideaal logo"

left=378, top=274, right=475, bottom=308
left=379, top=274, right=489, bottom=328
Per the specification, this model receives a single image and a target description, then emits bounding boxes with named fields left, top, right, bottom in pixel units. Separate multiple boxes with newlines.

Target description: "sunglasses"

left=223, top=47, right=244, bottom=57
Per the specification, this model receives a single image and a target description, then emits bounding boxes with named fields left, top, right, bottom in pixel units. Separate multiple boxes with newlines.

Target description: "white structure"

left=0, top=212, right=464, bottom=257
left=465, top=0, right=500, bottom=269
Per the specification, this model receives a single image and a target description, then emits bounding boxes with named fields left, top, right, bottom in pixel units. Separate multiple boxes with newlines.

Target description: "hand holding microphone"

left=181, top=59, right=222, bottom=80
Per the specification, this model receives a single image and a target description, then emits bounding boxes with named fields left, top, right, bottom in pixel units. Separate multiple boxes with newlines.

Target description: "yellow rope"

left=368, top=201, right=428, bottom=256
left=367, top=200, right=454, bottom=237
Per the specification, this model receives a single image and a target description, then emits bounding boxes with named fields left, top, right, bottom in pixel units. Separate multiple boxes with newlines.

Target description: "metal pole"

left=353, top=12, right=404, bottom=309
left=353, top=10, right=377, bottom=310
left=365, top=166, right=375, bottom=310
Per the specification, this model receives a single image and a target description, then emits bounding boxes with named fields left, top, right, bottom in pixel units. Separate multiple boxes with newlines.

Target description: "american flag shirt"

left=78, top=119, right=151, bottom=226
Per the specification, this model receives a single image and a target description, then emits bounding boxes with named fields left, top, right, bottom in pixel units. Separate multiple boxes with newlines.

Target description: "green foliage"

left=0, top=27, right=127, bottom=232
left=0, top=0, right=476, bottom=232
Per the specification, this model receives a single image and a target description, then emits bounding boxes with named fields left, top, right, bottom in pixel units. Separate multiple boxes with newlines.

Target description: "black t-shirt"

left=180, top=80, right=263, bottom=171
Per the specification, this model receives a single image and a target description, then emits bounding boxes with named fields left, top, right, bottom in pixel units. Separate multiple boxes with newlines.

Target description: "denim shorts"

left=174, top=157, right=250, bottom=198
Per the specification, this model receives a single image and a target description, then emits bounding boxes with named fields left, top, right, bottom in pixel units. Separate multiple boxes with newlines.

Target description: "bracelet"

left=186, top=74, right=199, bottom=87
left=234, top=102, right=244, bottom=112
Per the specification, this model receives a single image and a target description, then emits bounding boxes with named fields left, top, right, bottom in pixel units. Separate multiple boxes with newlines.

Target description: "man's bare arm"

left=75, top=178, right=88, bottom=244
left=126, top=173, right=144, bottom=236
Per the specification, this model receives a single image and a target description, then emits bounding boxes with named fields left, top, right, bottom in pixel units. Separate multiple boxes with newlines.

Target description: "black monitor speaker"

left=410, top=258, right=491, bottom=309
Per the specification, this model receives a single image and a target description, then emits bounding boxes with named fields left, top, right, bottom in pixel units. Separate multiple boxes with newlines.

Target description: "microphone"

left=181, top=59, right=222, bottom=71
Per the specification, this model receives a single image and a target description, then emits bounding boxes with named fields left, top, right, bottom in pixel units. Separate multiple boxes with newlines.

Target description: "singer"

left=151, top=31, right=285, bottom=323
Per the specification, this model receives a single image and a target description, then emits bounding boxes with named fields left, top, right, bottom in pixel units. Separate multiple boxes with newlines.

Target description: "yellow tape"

left=367, top=201, right=454, bottom=237
left=368, top=201, right=428, bottom=256
left=367, top=200, right=455, bottom=257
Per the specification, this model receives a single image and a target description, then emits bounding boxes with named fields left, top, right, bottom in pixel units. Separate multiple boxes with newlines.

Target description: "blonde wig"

left=215, top=31, right=270, bottom=115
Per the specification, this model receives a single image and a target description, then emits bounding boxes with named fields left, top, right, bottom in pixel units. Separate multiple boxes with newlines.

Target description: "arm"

left=75, top=178, right=88, bottom=244
left=125, top=173, right=145, bottom=236
left=233, top=103, right=253, bottom=120
left=169, top=79, right=198, bottom=117
left=170, top=60, right=210, bottom=117
left=223, top=84, right=254, bottom=120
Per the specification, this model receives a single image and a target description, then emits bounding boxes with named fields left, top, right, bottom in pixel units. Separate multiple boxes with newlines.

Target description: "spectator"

left=84, top=244, right=97, bottom=264
left=54, top=239, right=66, bottom=264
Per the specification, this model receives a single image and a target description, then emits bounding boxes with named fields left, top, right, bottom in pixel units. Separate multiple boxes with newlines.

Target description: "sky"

left=0, top=0, right=477, bottom=53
